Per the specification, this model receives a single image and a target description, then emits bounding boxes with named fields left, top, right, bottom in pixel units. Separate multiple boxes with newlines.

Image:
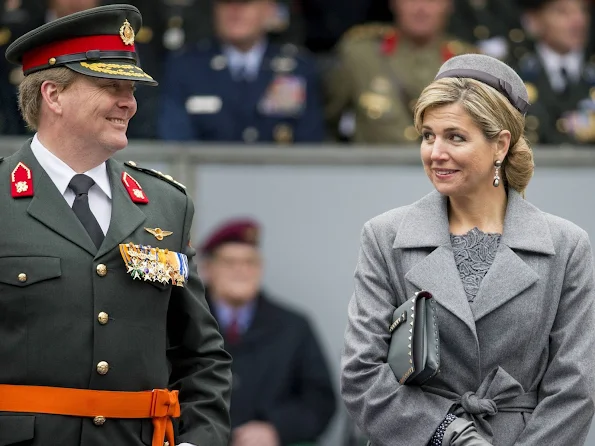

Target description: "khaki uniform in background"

left=325, top=24, right=478, bottom=144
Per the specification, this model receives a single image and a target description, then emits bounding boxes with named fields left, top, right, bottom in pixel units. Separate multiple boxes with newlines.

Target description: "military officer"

left=157, top=0, right=325, bottom=144
left=199, top=219, right=336, bottom=446
left=509, top=0, right=595, bottom=145
left=324, top=0, right=477, bottom=144
left=1, top=4, right=231, bottom=446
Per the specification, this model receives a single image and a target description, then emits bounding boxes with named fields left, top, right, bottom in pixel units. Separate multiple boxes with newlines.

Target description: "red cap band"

left=22, top=35, right=136, bottom=72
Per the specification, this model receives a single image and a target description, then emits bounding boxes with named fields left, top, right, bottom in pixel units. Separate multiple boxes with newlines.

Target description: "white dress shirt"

left=223, top=40, right=267, bottom=81
left=30, top=134, right=112, bottom=235
left=536, top=42, right=583, bottom=93
left=31, top=134, right=195, bottom=446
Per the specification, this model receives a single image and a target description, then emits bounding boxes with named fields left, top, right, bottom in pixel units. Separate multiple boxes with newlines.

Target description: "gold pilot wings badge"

left=119, top=243, right=189, bottom=287
left=145, top=227, right=173, bottom=241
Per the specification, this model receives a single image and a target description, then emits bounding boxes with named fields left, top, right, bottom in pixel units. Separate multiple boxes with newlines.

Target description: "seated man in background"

left=158, top=0, right=325, bottom=144
left=324, top=0, right=476, bottom=144
left=510, top=0, right=595, bottom=145
left=199, top=218, right=337, bottom=446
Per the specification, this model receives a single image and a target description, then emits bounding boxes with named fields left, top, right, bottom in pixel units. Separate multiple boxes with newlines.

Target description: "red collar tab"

left=22, top=35, right=136, bottom=73
left=121, top=172, right=149, bottom=204
left=441, top=43, right=456, bottom=62
left=11, top=162, right=34, bottom=198
left=381, top=30, right=399, bottom=55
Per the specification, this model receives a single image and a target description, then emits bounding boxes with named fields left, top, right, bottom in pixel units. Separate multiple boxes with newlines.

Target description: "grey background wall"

left=2, top=140, right=595, bottom=445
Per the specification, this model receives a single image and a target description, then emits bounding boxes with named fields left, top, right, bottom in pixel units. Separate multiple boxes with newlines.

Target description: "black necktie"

left=68, top=174, right=105, bottom=249
left=560, top=67, right=572, bottom=94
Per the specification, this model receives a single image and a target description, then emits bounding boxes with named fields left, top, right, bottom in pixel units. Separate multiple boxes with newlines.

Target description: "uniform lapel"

left=95, top=159, right=146, bottom=259
left=18, top=142, right=97, bottom=256
left=471, top=190, right=555, bottom=321
left=394, top=191, right=478, bottom=338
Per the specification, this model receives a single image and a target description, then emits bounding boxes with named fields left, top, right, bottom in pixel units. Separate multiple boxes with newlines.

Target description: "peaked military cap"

left=5, top=4, right=157, bottom=85
left=434, top=53, right=530, bottom=115
left=201, top=218, right=260, bottom=255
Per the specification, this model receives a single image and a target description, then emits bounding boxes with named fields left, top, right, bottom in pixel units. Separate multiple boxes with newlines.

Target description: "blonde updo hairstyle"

left=414, top=76, right=534, bottom=195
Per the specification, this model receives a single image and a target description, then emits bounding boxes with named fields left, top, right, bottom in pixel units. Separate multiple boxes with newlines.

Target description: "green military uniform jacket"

left=325, top=24, right=477, bottom=144
left=0, top=141, right=232, bottom=446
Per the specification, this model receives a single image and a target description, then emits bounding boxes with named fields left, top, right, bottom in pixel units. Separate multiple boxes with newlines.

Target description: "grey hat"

left=434, top=54, right=529, bottom=115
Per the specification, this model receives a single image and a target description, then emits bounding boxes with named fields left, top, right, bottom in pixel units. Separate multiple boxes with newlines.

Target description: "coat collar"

left=393, top=189, right=556, bottom=255
left=395, top=189, right=555, bottom=339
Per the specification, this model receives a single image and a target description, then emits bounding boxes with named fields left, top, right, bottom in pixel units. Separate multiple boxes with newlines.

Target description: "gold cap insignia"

left=120, top=19, right=135, bottom=46
left=145, top=227, right=173, bottom=241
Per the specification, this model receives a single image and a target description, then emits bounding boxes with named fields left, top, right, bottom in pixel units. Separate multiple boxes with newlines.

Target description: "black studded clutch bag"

left=387, top=290, right=440, bottom=385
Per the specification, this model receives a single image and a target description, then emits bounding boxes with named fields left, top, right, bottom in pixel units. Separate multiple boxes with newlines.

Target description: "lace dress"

left=450, top=227, right=502, bottom=302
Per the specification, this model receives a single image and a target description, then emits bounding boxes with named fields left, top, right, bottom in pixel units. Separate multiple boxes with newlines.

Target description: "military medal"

left=120, top=243, right=188, bottom=287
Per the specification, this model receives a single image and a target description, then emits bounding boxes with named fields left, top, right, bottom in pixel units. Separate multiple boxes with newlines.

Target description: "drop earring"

left=493, top=160, right=502, bottom=187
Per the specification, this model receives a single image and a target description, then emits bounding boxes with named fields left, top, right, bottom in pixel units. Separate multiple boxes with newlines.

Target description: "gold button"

left=97, top=312, right=109, bottom=325
left=96, top=361, right=109, bottom=375
left=93, top=416, right=106, bottom=426
left=18, top=273, right=27, bottom=282
left=96, top=264, right=107, bottom=277
left=49, top=57, right=56, bottom=65
left=128, top=160, right=137, bottom=166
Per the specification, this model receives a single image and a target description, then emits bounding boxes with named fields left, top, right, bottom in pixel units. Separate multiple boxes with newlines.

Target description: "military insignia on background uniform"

left=210, top=55, right=227, bottom=71
left=270, top=56, right=296, bottom=73
left=561, top=110, right=595, bottom=143
left=274, top=124, right=293, bottom=144
left=163, top=16, right=185, bottom=50
left=121, top=172, right=149, bottom=204
left=135, top=26, right=153, bottom=44
left=119, top=243, right=188, bottom=286
left=11, top=162, right=33, bottom=198
left=524, top=82, right=538, bottom=103
left=259, top=75, right=306, bottom=116
left=185, top=95, right=222, bottom=114
left=370, top=77, right=391, bottom=94
left=119, top=19, right=135, bottom=45
left=359, top=92, right=391, bottom=119
left=145, top=227, right=173, bottom=241
left=0, top=27, right=11, bottom=46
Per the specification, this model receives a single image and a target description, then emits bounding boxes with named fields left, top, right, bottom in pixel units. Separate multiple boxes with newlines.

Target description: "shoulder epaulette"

left=342, top=22, right=394, bottom=43
left=124, top=161, right=187, bottom=193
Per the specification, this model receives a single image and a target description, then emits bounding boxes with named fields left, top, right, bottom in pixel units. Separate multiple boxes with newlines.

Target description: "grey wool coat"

left=341, top=189, right=595, bottom=446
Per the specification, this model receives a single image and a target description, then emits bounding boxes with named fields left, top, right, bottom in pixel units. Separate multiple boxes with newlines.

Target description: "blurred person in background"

left=510, top=0, right=595, bottom=145
left=158, top=0, right=325, bottom=144
left=324, top=0, right=477, bottom=144
left=200, top=218, right=337, bottom=446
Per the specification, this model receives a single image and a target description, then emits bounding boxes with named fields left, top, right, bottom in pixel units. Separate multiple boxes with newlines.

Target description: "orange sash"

left=0, top=385, right=180, bottom=446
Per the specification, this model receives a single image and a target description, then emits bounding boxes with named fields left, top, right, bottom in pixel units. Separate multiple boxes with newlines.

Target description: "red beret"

left=201, top=218, right=260, bottom=255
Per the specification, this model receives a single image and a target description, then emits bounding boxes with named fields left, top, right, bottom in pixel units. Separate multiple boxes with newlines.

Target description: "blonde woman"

left=341, top=54, right=595, bottom=446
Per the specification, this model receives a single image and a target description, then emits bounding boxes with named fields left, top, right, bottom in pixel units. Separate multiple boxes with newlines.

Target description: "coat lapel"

left=392, top=189, right=557, bottom=331
left=394, top=191, right=478, bottom=337
left=471, top=190, right=555, bottom=320
left=17, top=142, right=97, bottom=256
left=95, top=159, right=146, bottom=259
